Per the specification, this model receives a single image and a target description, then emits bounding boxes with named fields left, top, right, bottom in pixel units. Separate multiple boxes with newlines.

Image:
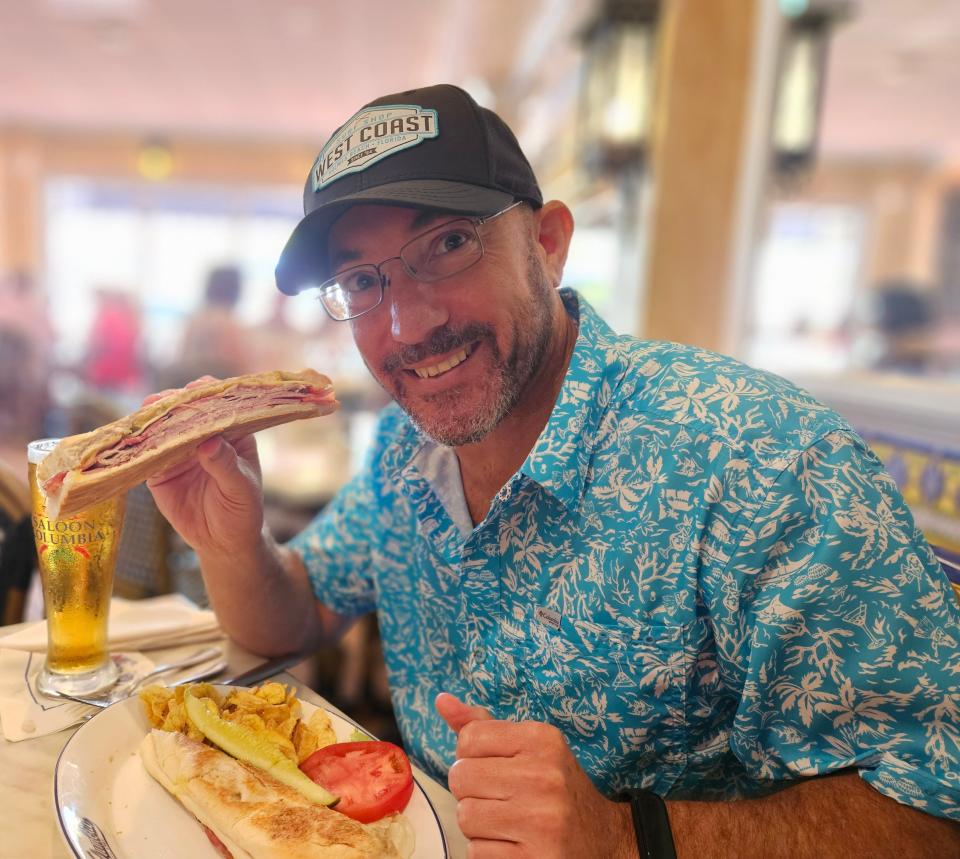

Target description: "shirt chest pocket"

left=511, top=618, right=688, bottom=794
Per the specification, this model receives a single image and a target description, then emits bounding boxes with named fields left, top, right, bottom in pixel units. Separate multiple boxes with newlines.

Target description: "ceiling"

left=820, top=0, right=960, bottom=161
left=1, top=0, right=959, bottom=164
left=0, top=0, right=592, bottom=160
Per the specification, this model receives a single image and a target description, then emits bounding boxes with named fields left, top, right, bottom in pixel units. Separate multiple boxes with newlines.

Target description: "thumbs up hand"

left=435, top=693, right=638, bottom=859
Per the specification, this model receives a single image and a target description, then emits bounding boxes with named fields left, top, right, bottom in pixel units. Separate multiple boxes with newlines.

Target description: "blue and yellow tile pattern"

left=863, top=434, right=960, bottom=602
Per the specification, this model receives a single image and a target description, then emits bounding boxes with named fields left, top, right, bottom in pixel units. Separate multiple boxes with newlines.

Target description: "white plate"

left=54, top=686, right=448, bottom=859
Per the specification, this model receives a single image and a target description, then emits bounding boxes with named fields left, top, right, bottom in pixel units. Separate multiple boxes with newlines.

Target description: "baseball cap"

left=275, top=83, right=543, bottom=295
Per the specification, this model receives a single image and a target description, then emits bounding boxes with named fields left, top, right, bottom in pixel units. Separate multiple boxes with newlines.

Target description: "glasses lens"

left=318, top=266, right=382, bottom=320
left=401, top=219, right=482, bottom=282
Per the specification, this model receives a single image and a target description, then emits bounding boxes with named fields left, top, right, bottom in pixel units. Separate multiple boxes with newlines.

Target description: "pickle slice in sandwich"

left=184, top=687, right=338, bottom=806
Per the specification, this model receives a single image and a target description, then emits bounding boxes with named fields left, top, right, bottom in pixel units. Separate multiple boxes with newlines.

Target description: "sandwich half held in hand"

left=140, top=729, right=414, bottom=859
left=37, top=369, right=338, bottom=519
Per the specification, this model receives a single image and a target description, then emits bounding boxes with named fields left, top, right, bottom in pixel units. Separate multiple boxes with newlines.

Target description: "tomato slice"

left=202, top=824, right=233, bottom=859
left=299, top=741, right=414, bottom=823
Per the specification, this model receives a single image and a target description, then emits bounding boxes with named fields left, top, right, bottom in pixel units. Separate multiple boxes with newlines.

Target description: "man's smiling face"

left=326, top=203, right=555, bottom=446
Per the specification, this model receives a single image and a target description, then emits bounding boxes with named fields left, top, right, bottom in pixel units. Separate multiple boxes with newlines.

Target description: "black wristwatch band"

left=617, top=789, right=677, bottom=859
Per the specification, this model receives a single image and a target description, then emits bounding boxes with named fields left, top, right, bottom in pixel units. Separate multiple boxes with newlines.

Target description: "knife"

left=220, top=652, right=309, bottom=687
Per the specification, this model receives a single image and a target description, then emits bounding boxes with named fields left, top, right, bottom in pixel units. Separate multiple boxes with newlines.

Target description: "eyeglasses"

left=314, top=200, right=523, bottom=321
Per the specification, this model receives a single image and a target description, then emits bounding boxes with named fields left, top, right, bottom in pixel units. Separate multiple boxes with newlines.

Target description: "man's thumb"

left=435, top=692, right=493, bottom=735
left=197, top=437, right=248, bottom=491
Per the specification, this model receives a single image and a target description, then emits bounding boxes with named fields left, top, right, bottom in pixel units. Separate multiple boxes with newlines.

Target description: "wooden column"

left=641, top=0, right=767, bottom=353
left=0, top=129, right=44, bottom=273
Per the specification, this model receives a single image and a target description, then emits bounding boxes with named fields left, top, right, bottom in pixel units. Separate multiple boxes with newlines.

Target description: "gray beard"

left=380, top=249, right=556, bottom=447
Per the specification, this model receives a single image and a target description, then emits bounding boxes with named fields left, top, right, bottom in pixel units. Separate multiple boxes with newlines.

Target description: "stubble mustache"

left=381, top=322, right=496, bottom=374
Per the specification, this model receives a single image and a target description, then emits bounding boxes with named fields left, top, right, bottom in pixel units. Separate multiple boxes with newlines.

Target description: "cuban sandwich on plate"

left=140, top=729, right=414, bottom=859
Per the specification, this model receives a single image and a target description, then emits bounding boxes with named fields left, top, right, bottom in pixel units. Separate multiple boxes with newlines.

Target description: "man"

left=148, top=85, right=960, bottom=857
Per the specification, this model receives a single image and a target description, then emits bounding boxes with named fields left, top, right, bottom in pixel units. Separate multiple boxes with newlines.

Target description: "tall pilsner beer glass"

left=28, top=439, right=126, bottom=695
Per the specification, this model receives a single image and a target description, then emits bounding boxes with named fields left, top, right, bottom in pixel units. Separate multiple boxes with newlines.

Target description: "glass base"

left=37, top=658, right=119, bottom=697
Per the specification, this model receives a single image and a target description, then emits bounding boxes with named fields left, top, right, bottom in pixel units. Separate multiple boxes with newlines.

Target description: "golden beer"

left=28, top=439, right=126, bottom=695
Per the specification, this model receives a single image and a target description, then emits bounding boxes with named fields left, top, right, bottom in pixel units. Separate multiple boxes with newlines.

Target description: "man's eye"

left=341, top=271, right=379, bottom=293
left=434, top=229, right=472, bottom=256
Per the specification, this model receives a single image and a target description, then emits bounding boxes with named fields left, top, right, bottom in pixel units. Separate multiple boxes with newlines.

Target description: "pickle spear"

left=184, top=687, right=338, bottom=806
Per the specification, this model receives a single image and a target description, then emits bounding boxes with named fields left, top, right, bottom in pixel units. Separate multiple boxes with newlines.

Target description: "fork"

left=127, top=645, right=224, bottom=693
left=67, top=660, right=229, bottom=721
left=45, top=647, right=226, bottom=708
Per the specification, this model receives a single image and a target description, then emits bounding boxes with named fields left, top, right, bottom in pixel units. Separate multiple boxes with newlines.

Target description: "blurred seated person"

left=246, top=292, right=309, bottom=374
left=863, top=278, right=936, bottom=374
left=0, top=328, right=37, bottom=440
left=83, top=287, right=146, bottom=404
left=167, top=265, right=251, bottom=386
left=0, top=460, right=33, bottom=625
left=0, top=270, right=51, bottom=440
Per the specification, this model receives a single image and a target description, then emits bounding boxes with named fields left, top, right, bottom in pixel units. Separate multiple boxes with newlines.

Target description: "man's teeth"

left=413, top=348, right=470, bottom=379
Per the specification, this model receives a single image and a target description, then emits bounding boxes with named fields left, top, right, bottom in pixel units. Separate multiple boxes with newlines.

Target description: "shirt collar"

left=520, top=288, right=625, bottom=515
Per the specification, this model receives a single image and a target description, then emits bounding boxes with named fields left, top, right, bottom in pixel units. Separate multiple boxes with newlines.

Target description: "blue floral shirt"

left=290, top=289, right=960, bottom=820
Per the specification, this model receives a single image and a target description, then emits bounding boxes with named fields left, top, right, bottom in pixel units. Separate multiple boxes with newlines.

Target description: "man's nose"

left=383, top=262, right=449, bottom=344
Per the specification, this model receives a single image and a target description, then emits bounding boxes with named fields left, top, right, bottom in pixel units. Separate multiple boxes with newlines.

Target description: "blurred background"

left=1, top=0, right=959, bottom=740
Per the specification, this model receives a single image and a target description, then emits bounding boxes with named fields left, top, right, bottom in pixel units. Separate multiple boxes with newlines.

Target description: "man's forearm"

left=197, top=528, right=348, bottom=655
left=666, top=771, right=959, bottom=859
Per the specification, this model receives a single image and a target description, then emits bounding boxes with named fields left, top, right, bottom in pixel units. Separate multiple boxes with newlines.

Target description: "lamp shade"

left=579, top=0, right=659, bottom=173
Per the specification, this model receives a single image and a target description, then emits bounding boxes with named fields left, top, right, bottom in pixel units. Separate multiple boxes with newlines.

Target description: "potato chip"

left=161, top=700, right=187, bottom=734
left=139, top=684, right=175, bottom=728
left=307, top=708, right=338, bottom=749
left=262, top=705, right=294, bottom=729
left=232, top=712, right=267, bottom=733
left=138, top=681, right=331, bottom=763
left=189, top=682, right=220, bottom=706
left=275, top=715, right=298, bottom=739
left=292, top=720, right=319, bottom=763
left=261, top=727, right=297, bottom=762
left=254, top=682, right=288, bottom=705
left=225, top=689, right=266, bottom=712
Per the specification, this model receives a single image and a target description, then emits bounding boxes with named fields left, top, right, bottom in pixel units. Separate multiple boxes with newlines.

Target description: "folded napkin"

left=0, top=593, right=222, bottom=652
left=0, top=648, right=155, bottom=741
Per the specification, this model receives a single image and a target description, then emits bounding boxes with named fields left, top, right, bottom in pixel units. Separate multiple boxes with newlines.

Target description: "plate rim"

left=53, top=684, right=448, bottom=859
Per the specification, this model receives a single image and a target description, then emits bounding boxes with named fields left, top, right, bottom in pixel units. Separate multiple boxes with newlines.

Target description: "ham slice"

left=84, top=385, right=319, bottom=473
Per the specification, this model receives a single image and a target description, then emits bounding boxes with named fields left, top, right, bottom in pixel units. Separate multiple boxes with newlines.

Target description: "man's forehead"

left=330, top=205, right=452, bottom=240
left=326, top=205, right=459, bottom=264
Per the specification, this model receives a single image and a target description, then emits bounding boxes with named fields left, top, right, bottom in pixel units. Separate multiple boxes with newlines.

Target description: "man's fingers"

left=448, top=755, right=559, bottom=800
left=145, top=438, right=222, bottom=489
left=145, top=436, right=256, bottom=494
left=463, top=839, right=526, bottom=859
left=142, top=376, right=219, bottom=407
left=142, top=388, right=178, bottom=407
left=145, top=457, right=196, bottom=488
left=463, top=718, right=566, bottom=760
left=436, top=693, right=494, bottom=735
left=185, top=374, right=218, bottom=388
left=457, top=796, right=543, bottom=844
left=448, top=758, right=516, bottom=801
left=196, top=437, right=252, bottom=494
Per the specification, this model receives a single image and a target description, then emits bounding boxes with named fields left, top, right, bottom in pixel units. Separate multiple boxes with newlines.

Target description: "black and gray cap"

left=275, top=84, right=543, bottom=295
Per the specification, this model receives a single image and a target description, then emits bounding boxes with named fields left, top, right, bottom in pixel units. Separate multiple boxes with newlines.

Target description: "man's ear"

left=533, top=201, right=574, bottom=288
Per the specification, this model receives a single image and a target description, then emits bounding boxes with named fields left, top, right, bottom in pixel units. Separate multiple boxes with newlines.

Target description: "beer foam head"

left=274, top=83, right=543, bottom=296
left=27, top=438, right=60, bottom=465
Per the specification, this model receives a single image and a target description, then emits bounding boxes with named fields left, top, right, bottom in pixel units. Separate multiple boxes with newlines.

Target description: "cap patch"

left=311, top=103, right=439, bottom=193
